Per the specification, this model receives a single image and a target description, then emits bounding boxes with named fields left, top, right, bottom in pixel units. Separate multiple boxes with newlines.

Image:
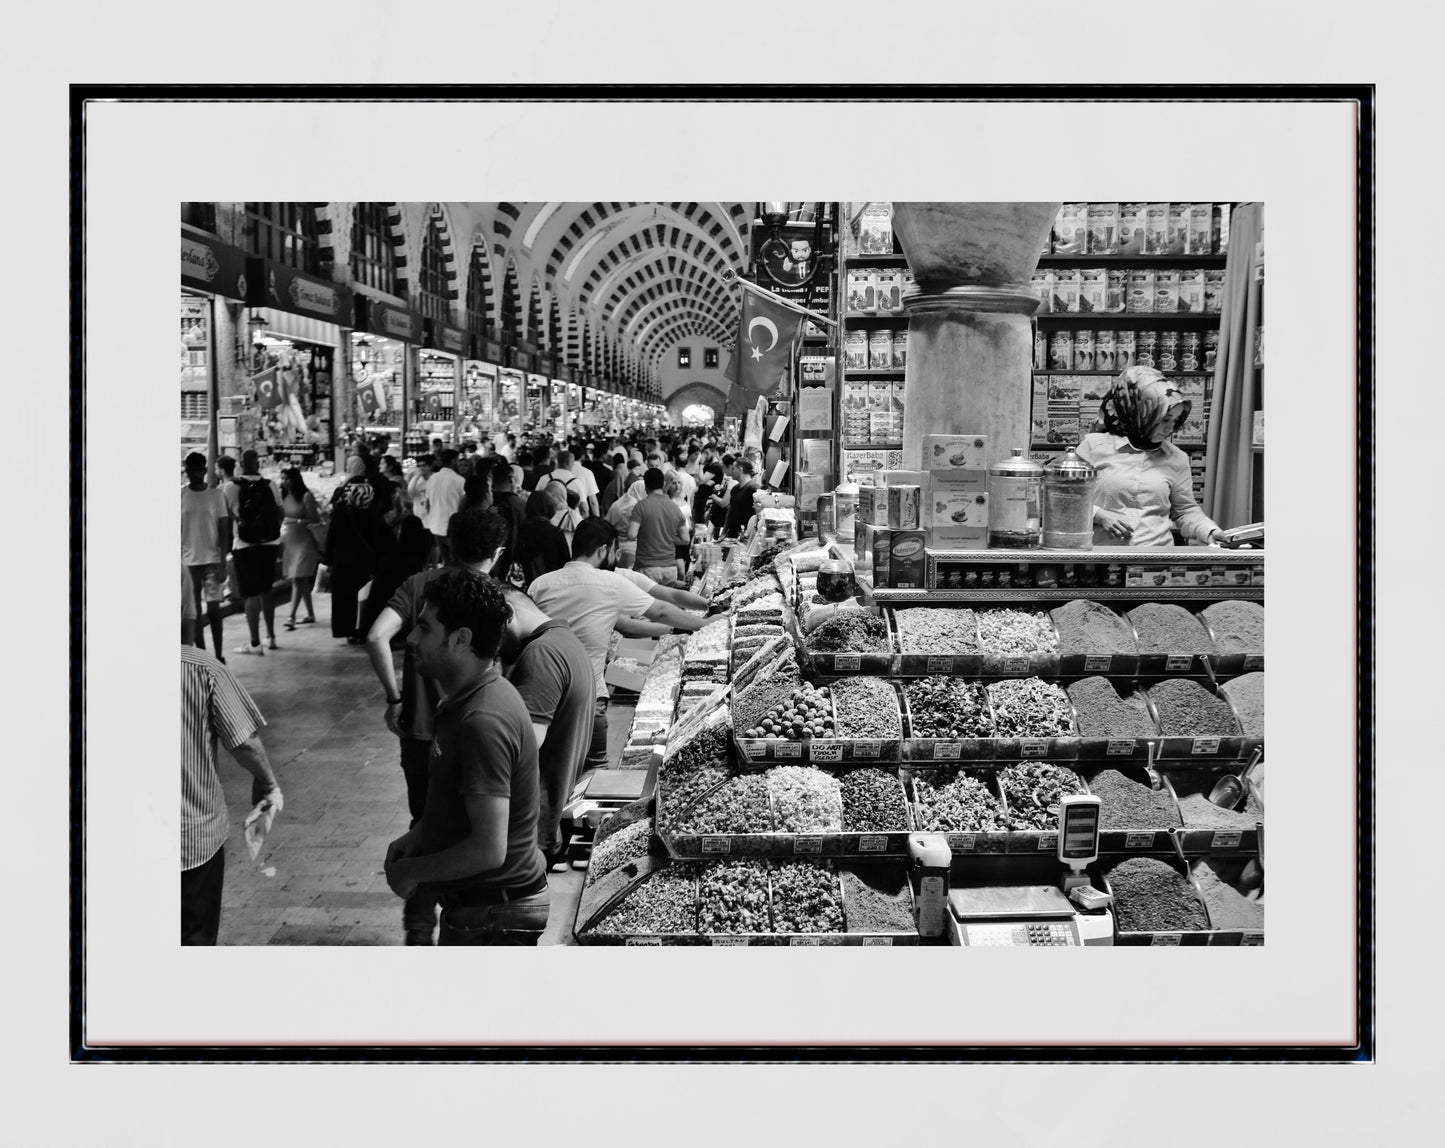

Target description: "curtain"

left=1203, top=202, right=1263, bottom=528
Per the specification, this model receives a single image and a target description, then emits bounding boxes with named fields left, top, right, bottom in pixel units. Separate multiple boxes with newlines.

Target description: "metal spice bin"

left=805, top=607, right=898, bottom=677
left=573, top=859, right=706, bottom=946
left=899, top=683, right=998, bottom=762
left=887, top=607, right=984, bottom=677
left=986, top=680, right=1082, bottom=761
left=698, top=861, right=920, bottom=946
left=1052, top=601, right=1142, bottom=678
left=975, top=609, right=1063, bottom=677
left=903, top=766, right=1013, bottom=855
left=1168, top=769, right=1263, bottom=855
left=1128, top=606, right=1219, bottom=679
left=1077, top=766, right=1185, bottom=854
left=1197, top=610, right=1265, bottom=679
left=1143, top=681, right=1250, bottom=761
left=733, top=684, right=903, bottom=765
left=1098, top=855, right=1215, bottom=946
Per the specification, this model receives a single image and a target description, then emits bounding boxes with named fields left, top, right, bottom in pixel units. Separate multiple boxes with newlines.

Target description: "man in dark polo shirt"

left=383, top=569, right=549, bottom=946
left=499, top=585, right=594, bottom=870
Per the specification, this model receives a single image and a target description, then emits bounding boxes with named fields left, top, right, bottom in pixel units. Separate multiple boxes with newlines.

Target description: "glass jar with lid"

left=987, top=448, right=1044, bottom=549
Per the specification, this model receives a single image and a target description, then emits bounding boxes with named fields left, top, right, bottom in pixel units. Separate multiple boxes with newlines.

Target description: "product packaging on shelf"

left=1215, top=203, right=1231, bottom=254
left=1030, top=270, right=1053, bottom=313
left=1079, top=268, right=1107, bottom=314
left=1087, top=203, right=1119, bottom=254
left=887, top=530, right=929, bottom=588
left=1095, top=330, right=1116, bottom=372
left=1144, top=203, right=1170, bottom=254
left=890, top=332, right=907, bottom=370
left=846, top=269, right=878, bottom=314
left=1137, top=330, right=1158, bottom=368
left=880, top=469, right=930, bottom=488
left=868, top=331, right=893, bottom=370
left=1048, top=330, right=1074, bottom=371
left=1167, top=204, right=1190, bottom=254
left=856, top=522, right=890, bottom=585
left=927, top=490, right=989, bottom=549
left=1154, top=270, right=1181, bottom=315
left=1203, top=329, right=1220, bottom=371
left=1126, top=270, right=1155, bottom=313
left=924, top=435, right=989, bottom=475
left=857, top=203, right=895, bottom=255
left=1118, top=203, right=1146, bottom=255
left=1158, top=330, right=1180, bottom=372
left=1073, top=329, right=1096, bottom=371
left=1116, top=329, right=1137, bottom=368
left=1105, top=269, right=1128, bottom=312
left=843, top=330, right=869, bottom=371
left=1033, top=329, right=1048, bottom=371
left=1051, top=269, right=1081, bottom=313
left=1053, top=203, right=1088, bottom=255
left=857, top=484, right=888, bottom=528
left=1204, top=269, right=1226, bottom=313
left=1180, top=331, right=1202, bottom=372
left=1177, top=268, right=1205, bottom=313
left=1186, top=204, right=1214, bottom=255
left=875, top=269, right=903, bottom=313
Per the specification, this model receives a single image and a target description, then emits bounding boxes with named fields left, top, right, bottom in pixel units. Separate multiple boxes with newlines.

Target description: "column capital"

left=902, top=284, right=1043, bottom=318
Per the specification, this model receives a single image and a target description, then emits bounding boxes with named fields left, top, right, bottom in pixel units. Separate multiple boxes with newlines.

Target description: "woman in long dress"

left=278, top=467, right=322, bottom=630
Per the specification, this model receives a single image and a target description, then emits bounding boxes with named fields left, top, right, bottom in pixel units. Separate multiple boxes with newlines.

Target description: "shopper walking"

left=721, top=456, right=760, bottom=538
left=225, top=449, right=284, bottom=656
left=424, top=450, right=467, bottom=567
left=629, top=468, right=690, bottom=586
left=509, top=490, right=571, bottom=588
left=382, top=569, right=549, bottom=946
left=277, top=467, right=322, bottom=631
left=325, top=459, right=390, bottom=644
left=181, top=451, right=231, bottom=659
left=365, top=508, right=509, bottom=945
left=499, top=585, right=594, bottom=870
left=181, top=645, right=282, bottom=944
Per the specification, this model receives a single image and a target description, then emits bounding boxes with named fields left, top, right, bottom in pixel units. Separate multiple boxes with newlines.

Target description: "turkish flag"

left=251, top=366, right=281, bottom=410
left=357, top=380, right=381, bottom=417
left=728, top=288, right=803, bottom=394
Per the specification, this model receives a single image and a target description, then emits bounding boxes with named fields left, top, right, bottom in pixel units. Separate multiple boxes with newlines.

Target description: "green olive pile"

left=740, top=684, right=834, bottom=741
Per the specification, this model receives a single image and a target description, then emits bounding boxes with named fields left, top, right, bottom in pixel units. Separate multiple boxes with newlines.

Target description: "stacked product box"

left=1045, top=203, right=1230, bottom=257
left=922, top=434, right=988, bottom=549
left=875, top=269, right=903, bottom=313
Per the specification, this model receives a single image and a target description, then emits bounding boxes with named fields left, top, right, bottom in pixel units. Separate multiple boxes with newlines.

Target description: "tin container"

left=986, top=449, right=1044, bottom=549
left=1041, top=447, right=1097, bottom=550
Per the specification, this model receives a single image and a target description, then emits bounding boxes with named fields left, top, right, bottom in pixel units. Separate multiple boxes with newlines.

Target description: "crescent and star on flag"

left=747, top=316, right=779, bottom=360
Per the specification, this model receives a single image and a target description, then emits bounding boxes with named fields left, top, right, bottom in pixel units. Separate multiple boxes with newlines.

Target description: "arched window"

left=243, top=203, right=320, bottom=272
left=465, top=246, right=491, bottom=335
left=350, top=202, right=397, bottom=295
left=500, top=266, right=520, bottom=342
left=416, top=217, right=451, bottom=322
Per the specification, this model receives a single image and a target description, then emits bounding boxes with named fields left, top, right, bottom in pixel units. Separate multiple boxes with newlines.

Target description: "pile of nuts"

left=587, top=817, right=656, bottom=881
left=738, top=684, right=833, bottom=741
left=732, top=669, right=809, bottom=738
left=591, top=864, right=699, bottom=935
left=976, top=609, right=1059, bottom=656
left=1127, top=603, right=1214, bottom=655
left=670, top=772, right=773, bottom=835
left=840, top=768, right=911, bottom=832
left=831, top=677, right=903, bottom=739
left=986, top=677, right=1075, bottom=738
left=807, top=610, right=891, bottom=653
left=903, top=677, right=994, bottom=739
left=912, top=768, right=1009, bottom=832
left=698, top=859, right=773, bottom=933
left=767, top=766, right=844, bottom=833
left=997, top=761, right=1084, bottom=831
left=893, top=608, right=979, bottom=653
left=770, top=859, right=843, bottom=933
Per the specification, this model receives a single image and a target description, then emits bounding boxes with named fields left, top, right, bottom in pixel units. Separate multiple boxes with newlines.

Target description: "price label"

left=933, top=742, right=962, bottom=760
left=1002, top=657, right=1031, bottom=675
left=1107, top=739, right=1137, bottom=756
left=713, top=936, right=749, bottom=947
left=1151, top=933, right=1182, bottom=946
left=789, top=936, right=821, bottom=946
left=741, top=741, right=767, bottom=760
left=947, top=833, right=977, bottom=853
left=1165, top=655, right=1194, bottom=672
left=1210, top=830, right=1244, bottom=849
left=1084, top=655, right=1114, bottom=673
left=834, top=654, right=861, bottom=672
left=811, top=743, right=844, bottom=763
left=774, top=741, right=802, bottom=759
left=1125, top=832, right=1156, bottom=850
left=852, top=741, right=881, bottom=759
left=1021, top=739, right=1049, bottom=758
left=858, top=834, right=888, bottom=853
left=1037, top=833, right=1059, bottom=852
left=1241, top=932, right=1265, bottom=946
left=793, top=836, right=823, bottom=854
left=625, top=936, right=662, bottom=946
left=927, top=656, right=954, bottom=673
left=861, top=937, right=893, bottom=947
left=701, top=837, right=731, bottom=854
left=1191, top=738, right=1222, bottom=755
left=1243, top=655, right=1264, bottom=671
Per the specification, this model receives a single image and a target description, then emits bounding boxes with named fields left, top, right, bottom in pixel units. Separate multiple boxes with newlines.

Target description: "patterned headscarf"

left=1099, top=365, right=1191, bottom=450
left=344, top=455, right=366, bottom=478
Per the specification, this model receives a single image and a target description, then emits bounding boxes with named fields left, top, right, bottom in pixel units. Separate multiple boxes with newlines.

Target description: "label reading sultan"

left=625, top=936, right=662, bottom=946
left=852, top=741, right=881, bottom=758
left=712, top=936, right=749, bottom=947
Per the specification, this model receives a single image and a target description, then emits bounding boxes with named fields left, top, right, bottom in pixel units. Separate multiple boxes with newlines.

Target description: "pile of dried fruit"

left=656, top=765, right=729, bottom=831
left=912, top=769, right=1009, bottom=832
left=893, top=608, right=979, bottom=653
left=663, top=719, right=731, bottom=773
left=767, top=766, right=844, bottom=833
left=738, top=683, right=834, bottom=740
left=839, top=865, right=915, bottom=933
left=1050, top=599, right=1139, bottom=656
left=770, top=859, right=843, bottom=933
left=1221, top=672, right=1264, bottom=737
left=670, top=772, right=773, bottom=835
left=1127, top=603, right=1214, bottom=655
left=698, top=859, right=772, bottom=933
left=1104, top=857, right=1209, bottom=933
left=587, top=817, right=656, bottom=881
left=832, top=677, right=902, bottom=739
left=903, top=677, right=994, bottom=739
left=997, top=761, right=1084, bottom=831
left=1086, top=768, right=1182, bottom=830
left=807, top=609, right=891, bottom=653
left=986, top=677, right=1075, bottom=738
left=1149, top=679, right=1240, bottom=736
left=976, top=609, right=1059, bottom=656
left=1201, top=600, right=1265, bottom=654
left=591, top=864, right=699, bottom=935
left=840, top=768, right=911, bottom=832
left=1067, top=676, right=1158, bottom=739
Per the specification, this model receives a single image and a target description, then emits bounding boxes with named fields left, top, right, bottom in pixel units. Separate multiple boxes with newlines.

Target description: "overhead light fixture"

left=247, top=311, right=270, bottom=344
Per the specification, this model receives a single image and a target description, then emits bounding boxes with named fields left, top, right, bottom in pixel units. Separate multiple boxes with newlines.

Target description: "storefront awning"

left=181, top=233, right=250, bottom=300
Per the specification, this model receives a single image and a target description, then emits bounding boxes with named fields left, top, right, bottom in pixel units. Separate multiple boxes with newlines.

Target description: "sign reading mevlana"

left=261, top=261, right=353, bottom=324
left=181, top=235, right=250, bottom=300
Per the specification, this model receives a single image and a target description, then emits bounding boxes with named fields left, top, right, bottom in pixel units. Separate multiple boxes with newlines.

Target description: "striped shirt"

left=181, top=646, right=265, bottom=870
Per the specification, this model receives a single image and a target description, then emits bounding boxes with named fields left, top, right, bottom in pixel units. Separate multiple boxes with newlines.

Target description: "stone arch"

left=423, top=202, right=459, bottom=304
left=666, top=382, right=730, bottom=423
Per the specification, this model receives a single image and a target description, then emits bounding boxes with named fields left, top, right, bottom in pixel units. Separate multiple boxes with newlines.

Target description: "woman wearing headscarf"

left=324, top=452, right=392, bottom=641
left=545, top=479, right=583, bottom=548
left=1076, top=366, right=1230, bottom=548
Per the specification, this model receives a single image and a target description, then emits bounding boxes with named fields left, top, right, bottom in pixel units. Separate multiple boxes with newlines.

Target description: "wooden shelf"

left=1039, top=254, right=1227, bottom=268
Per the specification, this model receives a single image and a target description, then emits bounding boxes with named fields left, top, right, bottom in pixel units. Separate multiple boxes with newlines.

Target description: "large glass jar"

left=987, top=448, right=1044, bottom=549
left=1042, top=447, right=1097, bottom=549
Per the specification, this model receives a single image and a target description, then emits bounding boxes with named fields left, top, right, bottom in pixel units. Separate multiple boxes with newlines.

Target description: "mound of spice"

left=832, top=677, right=902, bottom=739
left=1221, top=672, right=1264, bottom=737
left=767, top=766, right=844, bottom=833
left=1067, top=676, right=1158, bottom=739
left=1177, top=791, right=1263, bottom=830
left=840, top=768, right=911, bottom=832
left=987, top=677, right=1075, bottom=738
left=591, top=864, right=699, bottom=935
left=1104, top=857, right=1209, bottom=933
left=894, top=608, right=979, bottom=653
left=1050, top=600, right=1138, bottom=656
left=1086, top=768, right=1182, bottom=830
left=839, top=865, right=915, bottom=933
left=1201, top=600, right=1265, bottom=654
left=912, top=769, right=1009, bottom=832
left=1149, top=679, right=1240, bottom=736
left=976, top=609, right=1059, bottom=656
left=997, top=761, right=1084, bottom=831
left=1127, top=603, right=1215, bottom=654
left=903, top=677, right=994, bottom=739
left=1190, top=857, right=1264, bottom=931
left=698, top=859, right=772, bottom=933
left=770, top=859, right=843, bottom=933
left=807, top=609, right=891, bottom=653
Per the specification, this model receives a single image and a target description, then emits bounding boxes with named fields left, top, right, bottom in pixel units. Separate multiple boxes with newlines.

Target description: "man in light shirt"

left=424, top=449, right=467, bottom=566
left=542, top=449, right=600, bottom=518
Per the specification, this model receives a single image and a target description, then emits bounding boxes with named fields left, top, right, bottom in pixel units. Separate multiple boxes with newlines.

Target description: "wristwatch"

left=385, top=696, right=402, bottom=706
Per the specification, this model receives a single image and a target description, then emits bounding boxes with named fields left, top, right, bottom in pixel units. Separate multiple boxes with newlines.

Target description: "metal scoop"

left=1200, top=653, right=1218, bottom=689
left=1143, top=740, right=1163, bottom=791
left=1209, top=747, right=1262, bottom=811
left=1167, top=827, right=1188, bottom=868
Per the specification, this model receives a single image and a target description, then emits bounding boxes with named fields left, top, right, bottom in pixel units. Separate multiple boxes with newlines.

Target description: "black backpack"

left=236, top=478, right=281, bottom=544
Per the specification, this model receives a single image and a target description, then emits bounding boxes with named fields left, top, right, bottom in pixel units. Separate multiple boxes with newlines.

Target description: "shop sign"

left=181, top=234, right=249, bottom=300
left=261, top=261, right=353, bottom=324
left=433, top=323, right=469, bottom=356
left=368, top=301, right=421, bottom=343
left=483, top=339, right=502, bottom=361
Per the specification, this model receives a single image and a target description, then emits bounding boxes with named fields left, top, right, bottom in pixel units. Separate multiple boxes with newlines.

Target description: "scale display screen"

left=1059, top=795, right=1101, bottom=863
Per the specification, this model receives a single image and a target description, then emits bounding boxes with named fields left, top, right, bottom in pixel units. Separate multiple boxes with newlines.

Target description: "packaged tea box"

left=1118, top=202, right=1147, bottom=255
left=1087, top=203, right=1119, bottom=254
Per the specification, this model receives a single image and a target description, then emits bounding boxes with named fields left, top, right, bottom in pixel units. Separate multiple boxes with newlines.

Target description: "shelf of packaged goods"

left=844, top=253, right=909, bottom=267
left=1036, top=312, right=1222, bottom=325
left=1038, top=255, right=1228, bottom=268
left=1034, top=369, right=1212, bottom=377
left=906, top=546, right=1260, bottom=566
left=867, top=587, right=1264, bottom=604
left=843, top=312, right=910, bottom=324
left=843, top=368, right=906, bottom=379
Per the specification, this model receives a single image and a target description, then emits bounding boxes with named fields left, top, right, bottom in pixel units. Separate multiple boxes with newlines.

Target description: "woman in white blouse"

left=1076, top=366, right=1230, bottom=548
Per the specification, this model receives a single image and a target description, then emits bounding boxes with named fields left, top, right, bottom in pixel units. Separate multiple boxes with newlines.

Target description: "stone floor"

left=205, top=590, right=625, bottom=946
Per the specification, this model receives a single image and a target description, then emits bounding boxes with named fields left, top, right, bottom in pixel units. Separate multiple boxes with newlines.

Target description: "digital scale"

left=912, top=796, right=1116, bottom=947
left=560, top=768, right=657, bottom=867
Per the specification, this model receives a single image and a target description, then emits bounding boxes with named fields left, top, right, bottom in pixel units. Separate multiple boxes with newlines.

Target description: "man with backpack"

left=224, top=449, right=283, bottom=656
left=542, top=449, right=599, bottom=518
left=487, top=458, right=529, bottom=587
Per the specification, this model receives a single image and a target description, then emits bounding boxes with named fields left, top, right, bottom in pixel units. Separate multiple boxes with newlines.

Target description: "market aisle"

left=211, top=592, right=587, bottom=946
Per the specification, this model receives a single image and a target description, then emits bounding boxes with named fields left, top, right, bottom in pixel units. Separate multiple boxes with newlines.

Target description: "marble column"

left=892, top=203, right=1060, bottom=472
